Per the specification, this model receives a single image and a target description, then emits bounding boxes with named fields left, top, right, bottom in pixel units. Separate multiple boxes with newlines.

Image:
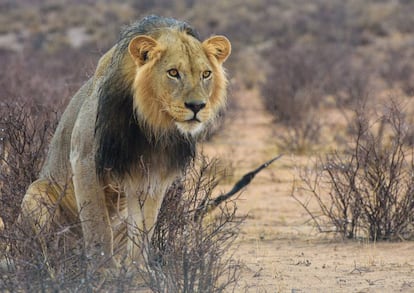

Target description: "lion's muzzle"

left=184, top=101, right=206, bottom=115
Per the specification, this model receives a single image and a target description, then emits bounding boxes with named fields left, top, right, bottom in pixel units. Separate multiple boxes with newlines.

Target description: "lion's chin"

left=175, top=121, right=205, bottom=136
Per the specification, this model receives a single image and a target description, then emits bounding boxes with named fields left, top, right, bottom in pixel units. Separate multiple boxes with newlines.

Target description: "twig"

left=194, top=154, right=283, bottom=221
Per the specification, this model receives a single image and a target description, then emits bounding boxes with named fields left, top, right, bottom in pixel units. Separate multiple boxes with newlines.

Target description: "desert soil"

left=202, top=89, right=414, bottom=292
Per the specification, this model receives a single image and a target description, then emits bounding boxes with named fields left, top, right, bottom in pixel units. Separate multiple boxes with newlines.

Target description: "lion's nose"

left=185, top=102, right=206, bottom=114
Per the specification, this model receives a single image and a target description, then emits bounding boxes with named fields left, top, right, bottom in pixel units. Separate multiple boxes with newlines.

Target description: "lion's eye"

left=202, top=70, right=212, bottom=79
left=167, top=69, right=180, bottom=79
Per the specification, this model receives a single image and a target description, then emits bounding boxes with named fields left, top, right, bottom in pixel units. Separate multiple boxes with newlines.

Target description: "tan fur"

left=18, top=17, right=231, bottom=268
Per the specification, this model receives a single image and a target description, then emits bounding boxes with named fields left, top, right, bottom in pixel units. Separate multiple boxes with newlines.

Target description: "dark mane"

left=118, top=15, right=200, bottom=53
left=94, top=16, right=197, bottom=182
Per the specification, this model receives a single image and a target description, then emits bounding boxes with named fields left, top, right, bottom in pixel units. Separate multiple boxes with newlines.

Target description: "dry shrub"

left=261, top=39, right=373, bottom=154
left=0, top=48, right=93, bottom=106
left=0, top=102, right=58, bottom=229
left=294, top=101, right=414, bottom=241
left=261, top=44, right=327, bottom=124
left=143, top=156, right=242, bottom=292
left=380, top=44, right=414, bottom=96
left=260, top=44, right=339, bottom=153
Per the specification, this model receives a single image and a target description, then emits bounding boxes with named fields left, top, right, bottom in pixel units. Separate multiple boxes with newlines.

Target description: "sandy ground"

left=202, top=89, right=414, bottom=292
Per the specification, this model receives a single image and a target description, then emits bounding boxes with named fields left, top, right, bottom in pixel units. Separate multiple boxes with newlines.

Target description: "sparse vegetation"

left=261, top=44, right=328, bottom=153
left=295, top=102, right=414, bottom=241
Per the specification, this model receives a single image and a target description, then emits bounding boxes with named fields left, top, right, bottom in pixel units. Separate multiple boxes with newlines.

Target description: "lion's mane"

left=95, top=16, right=201, bottom=181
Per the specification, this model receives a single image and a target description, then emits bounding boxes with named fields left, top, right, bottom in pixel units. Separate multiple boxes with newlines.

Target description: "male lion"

left=20, top=15, right=231, bottom=268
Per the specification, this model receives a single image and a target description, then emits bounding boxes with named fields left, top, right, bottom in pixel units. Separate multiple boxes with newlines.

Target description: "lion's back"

left=39, top=79, right=93, bottom=184
left=40, top=46, right=116, bottom=184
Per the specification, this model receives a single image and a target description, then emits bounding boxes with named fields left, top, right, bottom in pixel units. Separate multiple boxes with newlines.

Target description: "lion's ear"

left=128, top=35, right=160, bottom=66
left=203, top=36, right=231, bottom=64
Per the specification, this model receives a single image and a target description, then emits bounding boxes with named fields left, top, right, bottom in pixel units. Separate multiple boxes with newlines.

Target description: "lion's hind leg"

left=17, top=179, right=75, bottom=276
left=19, top=179, right=64, bottom=233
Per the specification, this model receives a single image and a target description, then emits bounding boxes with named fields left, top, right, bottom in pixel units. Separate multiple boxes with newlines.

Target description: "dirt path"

left=202, top=89, right=414, bottom=292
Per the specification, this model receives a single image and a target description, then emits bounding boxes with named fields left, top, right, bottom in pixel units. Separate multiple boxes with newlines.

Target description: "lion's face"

left=127, top=31, right=231, bottom=136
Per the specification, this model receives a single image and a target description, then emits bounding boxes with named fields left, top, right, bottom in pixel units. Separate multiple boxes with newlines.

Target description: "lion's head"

left=103, top=15, right=231, bottom=137
left=127, top=29, right=230, bottom=136
left=95, top=16, right=231, bottom=180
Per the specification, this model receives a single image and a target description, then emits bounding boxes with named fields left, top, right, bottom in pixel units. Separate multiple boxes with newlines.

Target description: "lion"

left=19, top=15, right=231, bottom=269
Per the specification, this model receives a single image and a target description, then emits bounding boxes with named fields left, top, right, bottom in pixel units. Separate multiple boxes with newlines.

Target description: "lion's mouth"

left=175, top=117, right=205, bottom=136
left=188, top=116, right=201, bottom=123
left=180, top=113, right=201, bottom=123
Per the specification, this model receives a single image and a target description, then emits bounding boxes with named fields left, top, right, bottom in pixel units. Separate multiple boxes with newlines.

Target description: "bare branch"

left=194, top=154, right=283, bottom=221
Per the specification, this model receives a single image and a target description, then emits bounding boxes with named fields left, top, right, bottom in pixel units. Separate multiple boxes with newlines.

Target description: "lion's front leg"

left=71, top=155, right=115, bottom=269
left=70, top=90, right=117, bottom=270
left=126, top=190, right=165, bottom=265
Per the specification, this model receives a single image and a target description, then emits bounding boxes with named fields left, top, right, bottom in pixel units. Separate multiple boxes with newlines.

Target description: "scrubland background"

left=1, top=0, right=414, bottom=292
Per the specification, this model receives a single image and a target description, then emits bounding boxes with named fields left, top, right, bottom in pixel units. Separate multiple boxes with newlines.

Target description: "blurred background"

left=1, top=0, right=413, bottom=107
left=3, top=0, right=414, bottom=191
left=2, top=0, right=414, bottom=201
